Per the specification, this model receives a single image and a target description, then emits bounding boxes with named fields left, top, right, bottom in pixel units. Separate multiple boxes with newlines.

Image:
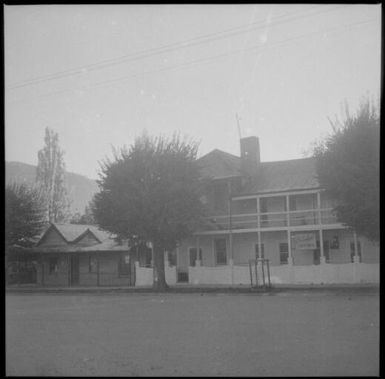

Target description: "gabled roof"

left=198, top=147, right=319, bottom=195
left=240, top=157, right=319, bottom=195
left=196, top=149, right=242, bottom=179
left=36, top=223, right=113, bottom=247
left=34, top=223, right=126, bottom=253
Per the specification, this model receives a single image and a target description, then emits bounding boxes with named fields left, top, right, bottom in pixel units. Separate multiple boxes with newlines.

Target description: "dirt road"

left=6, top=289, right=379, bottom=376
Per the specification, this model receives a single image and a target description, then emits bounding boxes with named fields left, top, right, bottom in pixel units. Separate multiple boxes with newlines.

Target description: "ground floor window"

left=350, top=241, right=362, bottom=262
left=214, top=238, right=227, bottom=265
left=138, top=246, right=152, bottom=267
left=189, top=247, right=202, bottom=266
left=330, top=235, right=339, bottom=249
left=323, top=240, right=330, bottom=261
left=177, top=270, right=189, bottom=283
left=49, top=257, right=58, bottom=274
left=6, top=260, right=37, bottom=284
left=89, top=255, right=97, bottom=273
left=118, top=253, right=131, bottom=276
left=255, top=243, right=265, bottom=259
left=279, top=243, right=288, bottom=264
left=168, top=250, right=177, bottom=267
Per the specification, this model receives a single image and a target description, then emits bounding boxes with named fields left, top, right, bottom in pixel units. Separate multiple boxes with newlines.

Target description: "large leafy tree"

left=5, top=183, right=47, bottom=248
left=36, top=127, right=70, bottom=222
left=92, top=132, right=206, bottom=290
left=313, top=98, right=379, bottom=242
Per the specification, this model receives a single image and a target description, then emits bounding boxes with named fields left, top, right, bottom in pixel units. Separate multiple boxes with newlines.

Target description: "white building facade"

left=174, top=136, right=379, bottom=286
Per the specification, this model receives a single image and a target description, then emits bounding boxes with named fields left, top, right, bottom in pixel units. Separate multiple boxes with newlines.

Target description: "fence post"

left=68, top=255, right=71, bottom=287
left=97, top=254, right=100, bottom=287
left=266, top=259, right=271, bottom=288
left=261, top=259, right=266, bottom=289
left=249, top=260, right=253, bottom=287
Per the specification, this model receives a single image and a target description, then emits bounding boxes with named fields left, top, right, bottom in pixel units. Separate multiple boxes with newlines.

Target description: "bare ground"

left=6, top=289, right=379, bottom=376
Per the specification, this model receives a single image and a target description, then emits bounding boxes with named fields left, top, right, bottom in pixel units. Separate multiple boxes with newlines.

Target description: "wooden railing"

left=206, top=208, right=338, bottom=230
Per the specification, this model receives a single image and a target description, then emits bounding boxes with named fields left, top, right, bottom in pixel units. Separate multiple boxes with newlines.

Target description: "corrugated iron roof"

left=34, top=223, right=123, bottom=253
left=30, top=242, right=127, bottom=254
left=50, top=223, right=112, bottom=243
left=196, top=149, right=242, bottom=179
left=197, top=148, right=319, bottom=194
left=241, top=157, right=319, bottom=195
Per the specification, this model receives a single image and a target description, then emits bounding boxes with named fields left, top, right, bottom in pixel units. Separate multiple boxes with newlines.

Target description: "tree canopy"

left=5, top=183, right=47, bottom=248
left=36, top=127, right=70, bottom=223
left=313, top=98, right=379, bottom=242
left=92, top=132, right=206, bottom=290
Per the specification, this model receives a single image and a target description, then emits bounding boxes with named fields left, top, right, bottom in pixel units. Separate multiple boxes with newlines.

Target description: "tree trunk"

left=152, top=242, right=169, bottom=291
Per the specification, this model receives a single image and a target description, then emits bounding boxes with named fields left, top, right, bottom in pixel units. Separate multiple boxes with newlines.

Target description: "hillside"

left=6, top=161, right=99, bottom=214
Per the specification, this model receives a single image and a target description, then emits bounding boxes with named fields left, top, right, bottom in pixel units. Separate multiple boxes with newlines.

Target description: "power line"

left=8, top=18, right=377, bottom=105
left=7, top=5, right=345, bottom=90
left=7, top=6, right=321, bottom=89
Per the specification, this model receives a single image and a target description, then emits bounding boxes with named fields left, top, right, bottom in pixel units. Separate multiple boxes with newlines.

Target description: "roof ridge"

left=72, top=228, right=102, bottom=244
left=261, top=156, right=315, bottom=164
left=197, top=149, right=240, bottom=161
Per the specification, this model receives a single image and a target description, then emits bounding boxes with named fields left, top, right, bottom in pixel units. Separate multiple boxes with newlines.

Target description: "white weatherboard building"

left=175, top=136, right=379, bottom=286
left=6, top=136, right=379, bottom=287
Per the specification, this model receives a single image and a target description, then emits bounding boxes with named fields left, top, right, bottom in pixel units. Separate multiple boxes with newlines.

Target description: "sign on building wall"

left=292, top=233, right=317, bottom=250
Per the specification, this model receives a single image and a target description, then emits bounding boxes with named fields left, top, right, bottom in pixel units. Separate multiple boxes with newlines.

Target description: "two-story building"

left=175, top=136, right=379, bottom=285
left=7, top=136, right=379, bottom=288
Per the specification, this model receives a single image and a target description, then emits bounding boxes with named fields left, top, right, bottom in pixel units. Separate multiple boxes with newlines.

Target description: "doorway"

left=70, top=255, right=80, bottom=286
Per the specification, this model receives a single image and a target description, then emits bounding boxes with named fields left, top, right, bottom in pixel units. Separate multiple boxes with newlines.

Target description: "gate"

left=248, top=258, right=271, bottom=289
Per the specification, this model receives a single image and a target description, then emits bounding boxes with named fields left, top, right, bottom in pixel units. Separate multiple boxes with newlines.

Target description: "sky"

left=4, top=4, right=382, bottom=180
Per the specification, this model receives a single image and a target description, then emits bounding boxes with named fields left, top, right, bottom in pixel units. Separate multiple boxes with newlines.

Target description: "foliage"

left=36, top=127, right=71, bottom=222
left=70, top=202, right=96, bottom=225
left=313, top=97, right=379, bottom=242
left=92, top=132, right=206, bottom=289
left=5, top=183, right=47, bottom=248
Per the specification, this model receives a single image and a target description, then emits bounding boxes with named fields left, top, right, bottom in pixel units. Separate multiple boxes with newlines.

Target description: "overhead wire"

left=7, top=17, right=377, bottom=105
left=7, top=5, right=346, bottom=90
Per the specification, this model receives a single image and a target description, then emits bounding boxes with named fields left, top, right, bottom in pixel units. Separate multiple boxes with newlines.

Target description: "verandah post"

left=257, top=196, right=262, bottom=260
left=286, top=195, right=293, bottom=266
left=319, top=229, right=326, bottom=264
left=317, top=192, right=326, bottom=264
left=287, top=230, right=293, bottom=265
left=195, top=235, right=201, bottom=266
left=228, top=181, right=234, bottom=285
left=257, top=196, right=263, bottom=287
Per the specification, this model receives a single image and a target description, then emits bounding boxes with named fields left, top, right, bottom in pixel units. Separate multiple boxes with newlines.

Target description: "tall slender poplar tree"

left=36, top=127, right=70, bottom=223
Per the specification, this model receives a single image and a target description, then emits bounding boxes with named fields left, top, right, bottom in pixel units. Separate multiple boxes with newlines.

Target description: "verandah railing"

left=206, top=208, right=338, bottom=230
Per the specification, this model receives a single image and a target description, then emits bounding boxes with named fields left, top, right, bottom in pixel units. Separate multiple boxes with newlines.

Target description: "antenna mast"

left=236, top=113, right=242, bottom=140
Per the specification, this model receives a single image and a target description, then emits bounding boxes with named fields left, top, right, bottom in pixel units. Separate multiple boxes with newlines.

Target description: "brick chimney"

left=240, top=136, right=260, bottom=178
